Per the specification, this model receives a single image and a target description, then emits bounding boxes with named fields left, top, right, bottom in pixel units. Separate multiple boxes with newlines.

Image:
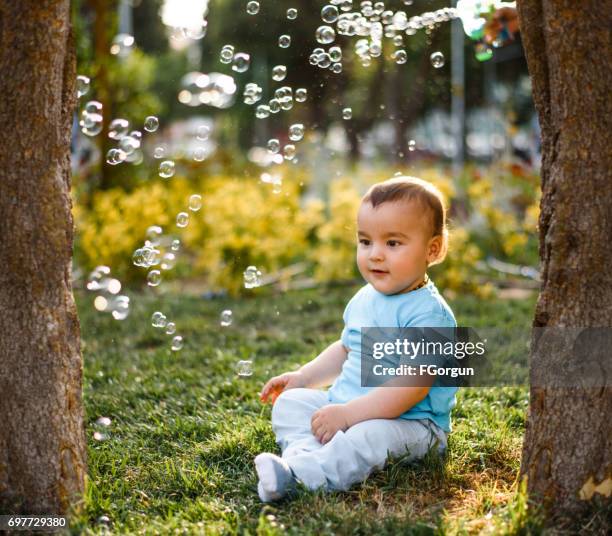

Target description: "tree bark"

left=516, top=0, right=612, bottom=526
left=0, top=0, right=87, bottom=515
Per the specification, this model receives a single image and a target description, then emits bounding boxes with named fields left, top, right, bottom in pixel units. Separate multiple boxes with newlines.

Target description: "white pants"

left=271, top=388, right=448, bottom=491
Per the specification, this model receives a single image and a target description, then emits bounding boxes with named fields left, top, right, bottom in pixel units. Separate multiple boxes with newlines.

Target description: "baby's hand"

left=259, top=371, right=306, bottom=404
left=311, top=404, right=350, bottom=445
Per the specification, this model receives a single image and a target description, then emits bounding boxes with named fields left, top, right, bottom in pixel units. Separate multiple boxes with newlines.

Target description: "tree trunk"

left=516, top=0, right=612, bottom=526
left=0, top=0, right=87, bottom=515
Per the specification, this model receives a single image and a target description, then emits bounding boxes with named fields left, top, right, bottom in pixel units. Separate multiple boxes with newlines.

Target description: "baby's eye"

left=359, top=238, right=370, bottom=246
left=387, top=240, right=401, bottom=247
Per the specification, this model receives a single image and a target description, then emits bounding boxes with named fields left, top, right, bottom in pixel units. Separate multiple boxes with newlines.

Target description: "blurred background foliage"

left=72, top=0, right=541, bottom=297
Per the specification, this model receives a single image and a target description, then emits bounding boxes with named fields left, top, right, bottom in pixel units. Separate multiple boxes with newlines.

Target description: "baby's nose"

left=369, top=245, right=384, bottom=260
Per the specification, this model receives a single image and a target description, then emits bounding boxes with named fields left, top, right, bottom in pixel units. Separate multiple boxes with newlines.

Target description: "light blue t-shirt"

left=327, top=279, right=458, bottom=433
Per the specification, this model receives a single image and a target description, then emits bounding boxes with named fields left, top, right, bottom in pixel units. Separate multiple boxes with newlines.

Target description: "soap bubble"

left=159, top=160, right=175, bottom=179
left=316, top=25, right=336, bottom=44
left=108, top=118, right=129, bottom=140
left=295, top=88, right=307, bottom=102
left=152, top=311, right=167, bottom=328
left=106, top=278, right=122, bottom=295
left=144, top=115, right=159, bottom=132
left=95, top=416, right=111, bottom=427
left=243, top=265, right=262, bottom=288
left=408, top=139, right=416, bottom=151
left=119, top=135, right=140, bottom=156
left=85, top=101, right=102, bottom=115
left=236, top=359, right=253, bottom=377
left=232, top=52, right=250, bottom=73
left=165, top=322, right=176, bottom=335
left=188, top=194, right=203, bottom=211
left=267, top=138, right=280, bottom=153
left=220, top=45, right=234, bottom=64
left=76, top=75, right=90, bottom=98
left=246, top=1, right=260, bottom=15
left=106, top=148, right=127, bottom=165
left=111, top=295, right=130, bottom=320
left=393, top=49, right=407, bottom=64
left=275, top=86, right=292, bottom=99
left=243, top=82, right=263, bottom=105
left=331, top=62, right=342, bottom=73
left=79, top=110, right=103, bottom=137
left=97, top=515, right=111, bottom=526
left=272, top=65, right=287, bottom=81
left=110, top=33, right=134, bottom=57
left=193, top=147, right=206, bottom=162
left=147, top=270, right=162, bottom=287
left=321, top=5, right=339, bottom=23
left=255, top=105, right=270, bottom=118
left=87, top=266, right=111, bottom=291
left=171, top=336, right=184, bottom=351
left=287, top=8, right=298, bottom=19
left=289, top=123, right=304, bottom=141
left=161, top=252, right=176, bottom=271
left=171, top=239, right=181, bottom=252
left=430, top=51, right=445, bottom=68
left=196, top=125, right=210, bottom=140
left=146, top=225, right=163, bottom=246
left=93, top=431, right=109, bottom=442
left=220, top=309, right=233, bottom=326
left=283, top=144, right=296, bottom=160
left=268, top=99, right=280, bottom=113
left=176, top=212, right=189, bottom=228
left=329, top=46, right=342, bottom=62
left=153, top=146, right=166, bottom=159
left=278, top=35, right=291, bottom=48
left=94, top=296, right=109, bottom=312
left=317, top=52, right=331, bottom=68
left=342, top=107, right=352, bottom=120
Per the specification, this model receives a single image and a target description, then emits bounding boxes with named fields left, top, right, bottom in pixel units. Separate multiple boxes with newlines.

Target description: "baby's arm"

left=299, top=340, right=348, bottom=388
left=260, top=340, right=347, bottom=403
left=342, top=384, right=431, bottom=427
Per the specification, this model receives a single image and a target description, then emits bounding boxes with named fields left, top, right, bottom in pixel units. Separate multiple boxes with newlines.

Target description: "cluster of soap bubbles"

left=309, top=45, right=343, bottom=73
left=132, top=225, right=181, bottom=288
left=219, top=44, right=251, bottom=73
left=151, top=311, right=184, bottom=351
left=106, top=118, right=144, bottom=166
left=304, top=2, right=457, bottom=70
left=254, top=85, right=307, bottom=120
left=179, top=71, right=237, bottom=108
left=87, top=266, right=130, bottom=320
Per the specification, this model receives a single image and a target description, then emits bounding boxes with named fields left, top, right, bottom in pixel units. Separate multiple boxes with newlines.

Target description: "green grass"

left=70, top=284, right=544, bottom=535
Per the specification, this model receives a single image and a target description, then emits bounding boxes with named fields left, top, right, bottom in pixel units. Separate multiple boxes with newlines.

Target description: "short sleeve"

left=340, top=299, right=353, bottom=348
left=404, top=308, right=457, bottom=329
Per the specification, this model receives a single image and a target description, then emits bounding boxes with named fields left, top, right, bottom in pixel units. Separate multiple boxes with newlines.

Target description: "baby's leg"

left=284, top=418, right=441, bottom=492
left=271, top=388, right=330, bottom=458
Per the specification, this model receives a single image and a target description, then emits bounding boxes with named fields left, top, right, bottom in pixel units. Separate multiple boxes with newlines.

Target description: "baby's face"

left=356, top=199, right=439, bottom=295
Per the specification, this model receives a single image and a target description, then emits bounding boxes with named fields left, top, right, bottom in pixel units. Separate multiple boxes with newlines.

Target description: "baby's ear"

left=427, top=235, right=442, bottom=261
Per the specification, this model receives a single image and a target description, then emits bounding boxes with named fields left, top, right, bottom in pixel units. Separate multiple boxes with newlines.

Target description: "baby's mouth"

left=370, top=269, right=388, bottom=275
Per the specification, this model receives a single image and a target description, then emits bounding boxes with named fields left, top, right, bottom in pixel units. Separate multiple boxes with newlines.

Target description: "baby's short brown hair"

left=362, top=176, right=449, bottom=266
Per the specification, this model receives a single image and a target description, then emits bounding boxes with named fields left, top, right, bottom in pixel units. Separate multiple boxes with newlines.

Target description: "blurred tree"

left=517, top=0, right=612, bottom=528
left=0, top=0, right=86, bottom=514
